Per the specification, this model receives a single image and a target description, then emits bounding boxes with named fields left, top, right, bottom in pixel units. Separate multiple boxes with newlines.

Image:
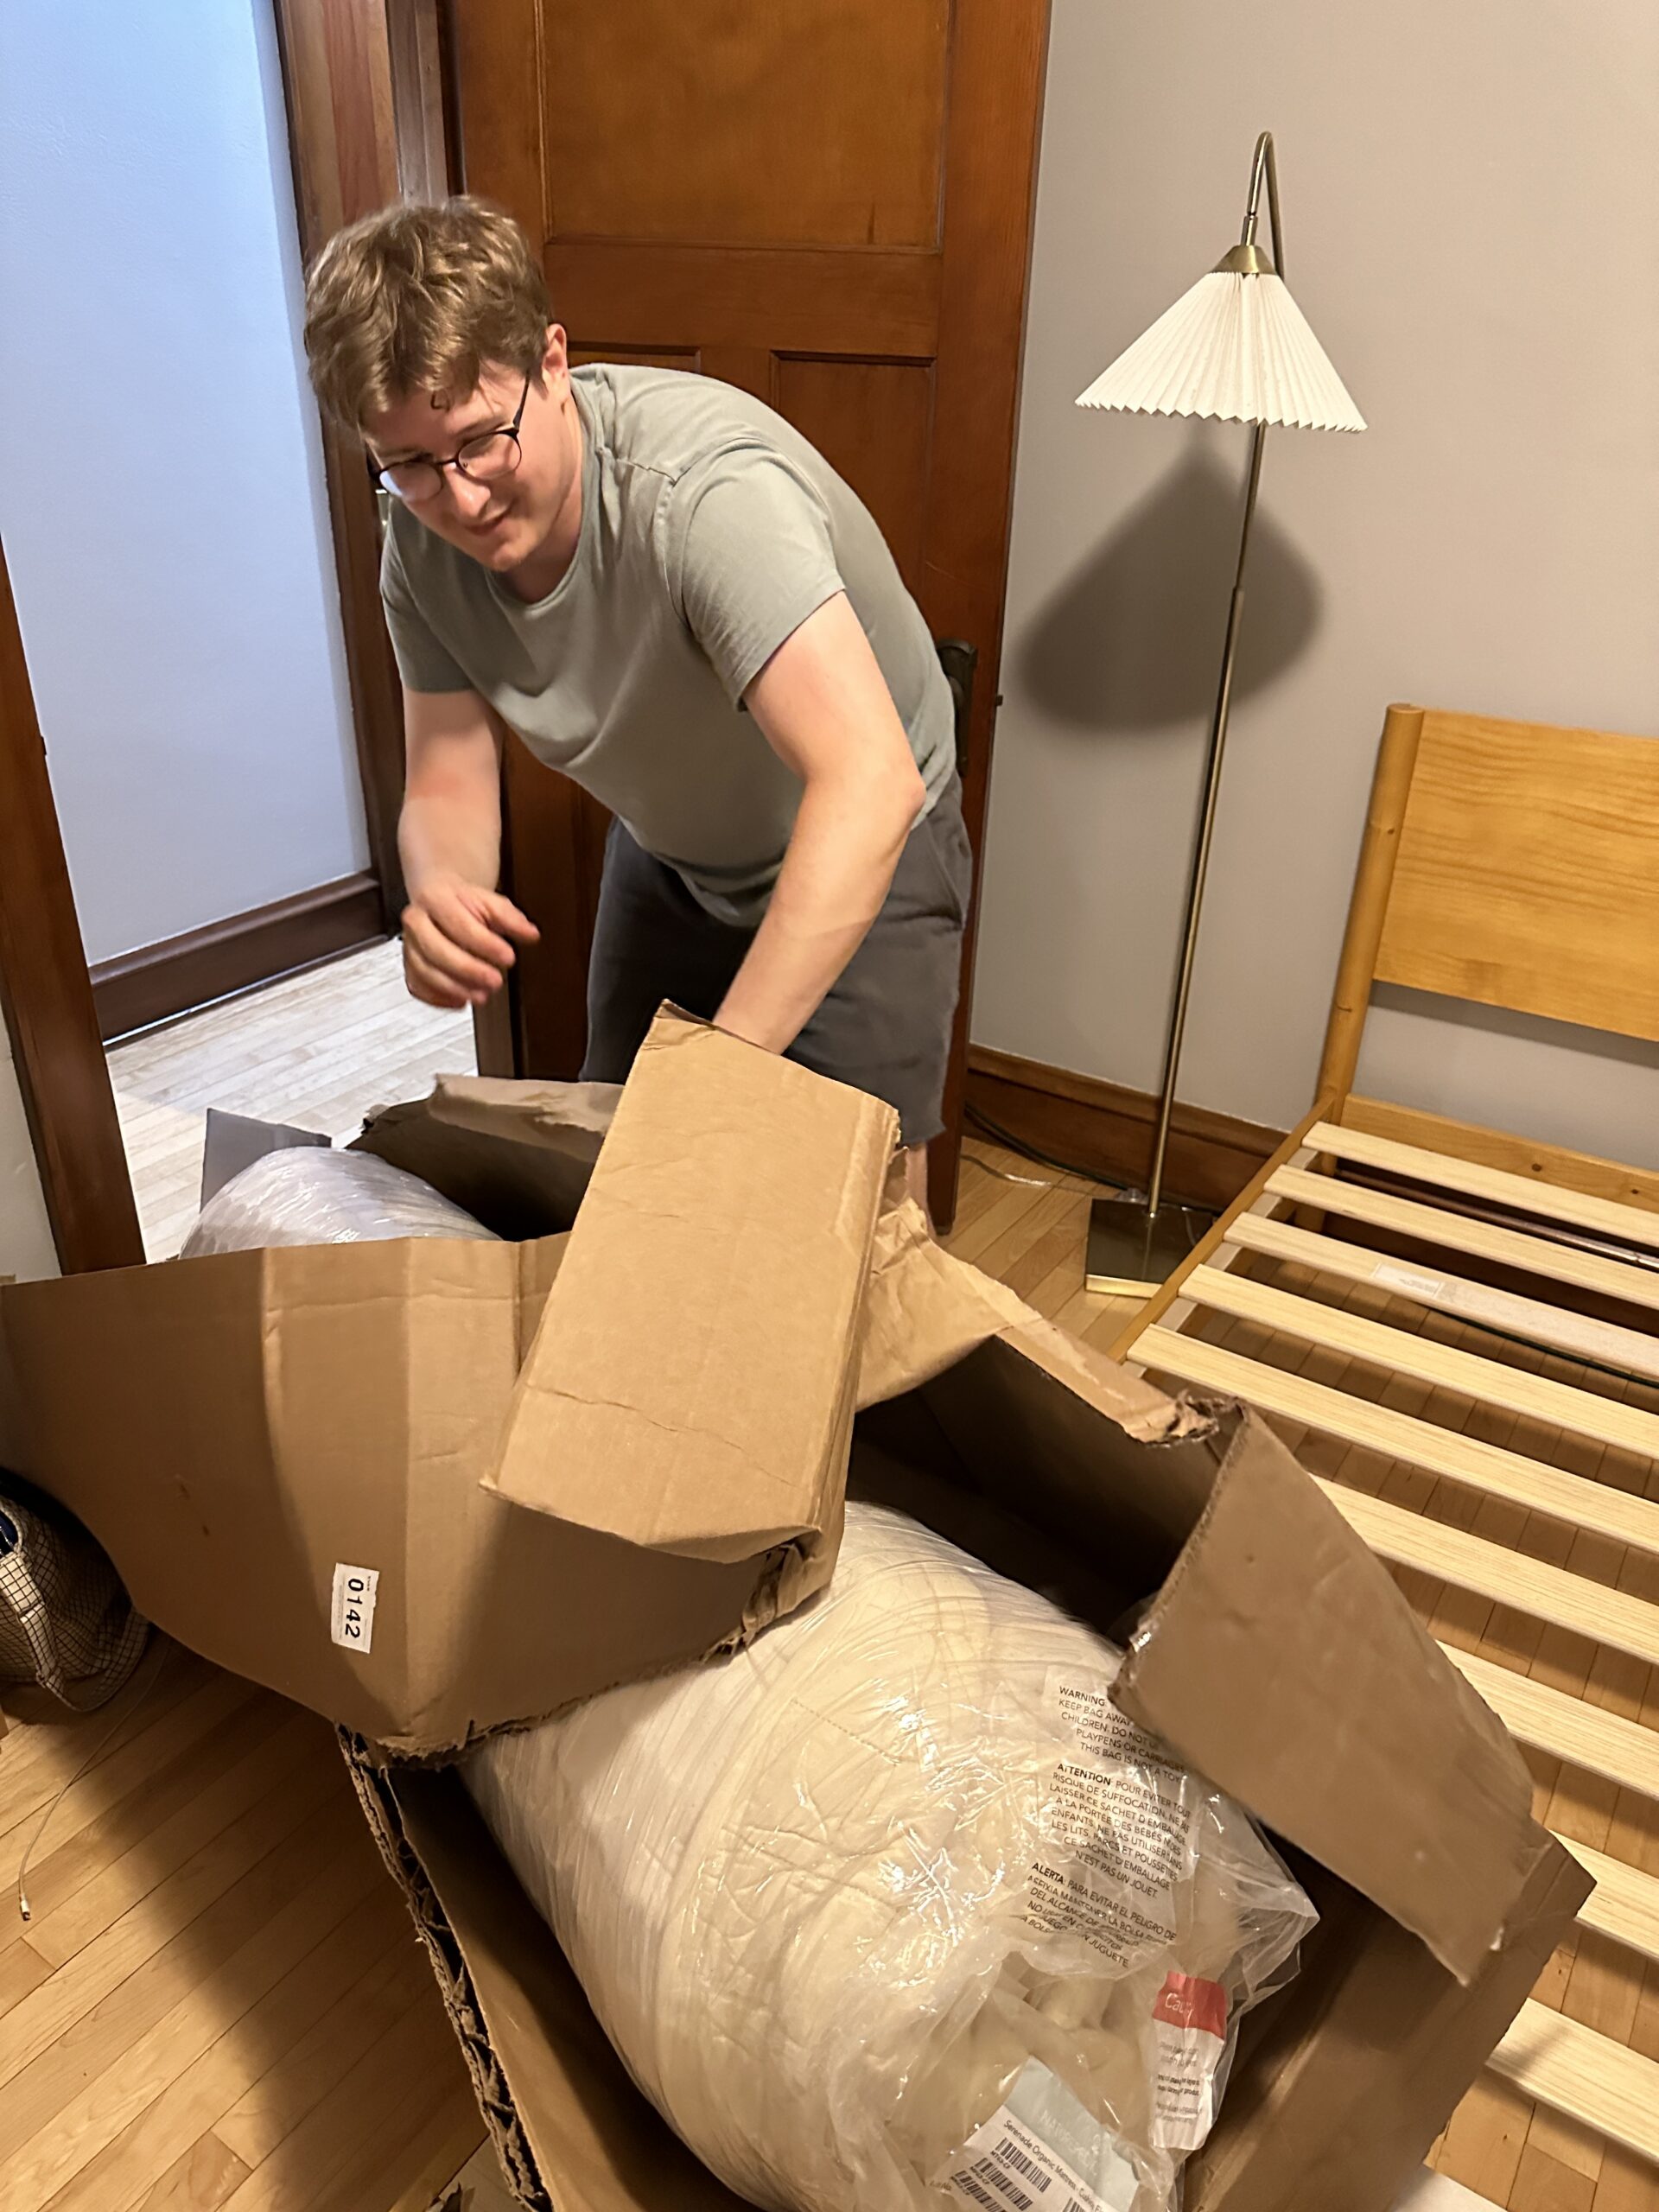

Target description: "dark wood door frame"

left=270, top=0, right=415, bottom=928
left=0, top=534, right=144, bottom=1274
left=921, top=0, right=1050, bottom=1230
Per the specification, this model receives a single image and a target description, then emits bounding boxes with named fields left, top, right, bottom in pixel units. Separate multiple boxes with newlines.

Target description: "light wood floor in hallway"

left=4, top=941, right=1141, bottom=2210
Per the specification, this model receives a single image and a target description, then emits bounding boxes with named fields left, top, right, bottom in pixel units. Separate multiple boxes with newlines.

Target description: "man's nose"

left=446, top=469, right=493, bottom=518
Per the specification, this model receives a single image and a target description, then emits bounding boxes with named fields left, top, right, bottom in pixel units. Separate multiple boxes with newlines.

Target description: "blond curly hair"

left=302, top=195, right=550, bottom=429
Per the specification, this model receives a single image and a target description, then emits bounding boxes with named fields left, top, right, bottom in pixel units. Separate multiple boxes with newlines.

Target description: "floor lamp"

left=1078, top=130, right=1365, bottom=1296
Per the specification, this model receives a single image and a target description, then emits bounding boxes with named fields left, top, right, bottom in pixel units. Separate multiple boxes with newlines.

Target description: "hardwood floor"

left=108, top=940, right=475, bottom=1262
left=13, top=959, right=1146, bottom=2212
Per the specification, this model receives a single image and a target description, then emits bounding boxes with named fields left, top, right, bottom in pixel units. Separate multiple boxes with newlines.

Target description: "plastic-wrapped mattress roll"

left=464, top=1503, right=1316, bottom=2212
left=182, top=1147, right=499, bottom=1255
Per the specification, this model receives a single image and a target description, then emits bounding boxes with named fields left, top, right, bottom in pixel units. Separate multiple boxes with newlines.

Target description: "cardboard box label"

left=331, top=1563, right=380, bottom=1655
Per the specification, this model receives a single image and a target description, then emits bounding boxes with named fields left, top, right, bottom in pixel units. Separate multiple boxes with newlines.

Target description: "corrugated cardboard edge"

left=344, top=1739, right=752, bottom=2212
left=353, top=1516, right=834, bottom=1771
left=342, top=1739, right=553, bottom=2212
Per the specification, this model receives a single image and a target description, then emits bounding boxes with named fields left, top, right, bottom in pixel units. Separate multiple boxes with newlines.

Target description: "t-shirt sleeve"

left=664, top=448, right=847, bottom=704
left=379, top=519, right=472, bottom=694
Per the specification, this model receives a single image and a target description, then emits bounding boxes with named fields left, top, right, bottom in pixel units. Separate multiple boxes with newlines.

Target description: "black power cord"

left=963, top=1103, right=1132, bottom=1194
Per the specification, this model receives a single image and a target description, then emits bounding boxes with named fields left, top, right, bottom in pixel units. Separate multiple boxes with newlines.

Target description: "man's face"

left=363, top=327, right=579, bottom=574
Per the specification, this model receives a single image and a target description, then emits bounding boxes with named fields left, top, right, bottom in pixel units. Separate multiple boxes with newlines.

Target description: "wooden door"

left=448, top=0, right=1050, bottom=1229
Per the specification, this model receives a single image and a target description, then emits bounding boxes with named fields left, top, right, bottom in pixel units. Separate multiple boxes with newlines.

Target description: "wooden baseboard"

left=92, top=873, right=386, bottom=1042
left=964, top=1044, right=1283, bottom=1214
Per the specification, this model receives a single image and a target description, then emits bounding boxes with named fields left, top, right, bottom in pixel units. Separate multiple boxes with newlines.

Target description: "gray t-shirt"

left=380, top=365, right=956, bottom=921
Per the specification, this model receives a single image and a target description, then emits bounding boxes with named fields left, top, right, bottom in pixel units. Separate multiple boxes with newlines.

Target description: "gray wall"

left=975, top=0, right=1659, bottom=1166
left=0, top=0, right=366, bottom=968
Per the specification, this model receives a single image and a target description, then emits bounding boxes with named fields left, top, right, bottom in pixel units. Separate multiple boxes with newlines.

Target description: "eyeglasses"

left=365, top=373, right=532, bottom=502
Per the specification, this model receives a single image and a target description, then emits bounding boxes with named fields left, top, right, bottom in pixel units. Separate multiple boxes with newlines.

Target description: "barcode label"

left=939, top=2104, right=1133, bottom=2212
left=954, top=2177, right=1001, bottom=2212
left=330, top=1563, right=379, bottom=1654
left=996, top=2138, right=1052, bottom=2192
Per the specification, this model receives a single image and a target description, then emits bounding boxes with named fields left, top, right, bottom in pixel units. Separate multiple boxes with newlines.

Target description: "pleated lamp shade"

left=1077, top=268, right=1364, bottom=432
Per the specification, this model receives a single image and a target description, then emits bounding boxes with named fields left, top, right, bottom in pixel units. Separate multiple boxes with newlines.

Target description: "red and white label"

left=1150, top=1973, right=1228, bottom=2152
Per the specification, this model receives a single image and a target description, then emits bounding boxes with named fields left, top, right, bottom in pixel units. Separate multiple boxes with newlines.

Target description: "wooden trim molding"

left=270, top=0, right=408, bottom=926
left=92, top=875, right=385, bottom=1043
left=0, top=535, right=143, bottom=1274
left=965, top=1043, right=1283, bottom=1214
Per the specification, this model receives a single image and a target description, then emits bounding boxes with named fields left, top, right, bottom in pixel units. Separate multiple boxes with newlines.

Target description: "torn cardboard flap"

left=418, top=1072, right=622, bottom=1149
left=487, top=1011, right=897, bottom=1562
left=353, top=1076, right=618, bottom=1240
left=1112, top=1402, right=1566, bottom=1985
left=857, top=1192, right=1207, bottom=1443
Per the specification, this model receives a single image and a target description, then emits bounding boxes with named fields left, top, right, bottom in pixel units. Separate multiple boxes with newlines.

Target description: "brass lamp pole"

left=1077, top=132, right=1364, bottom=1295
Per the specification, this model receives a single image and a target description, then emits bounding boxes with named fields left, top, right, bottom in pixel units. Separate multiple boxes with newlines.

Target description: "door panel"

left=772, top=357, right=935, bottom=598
left=542, top=1, right=950, bottom=249
left=451, top=0, right=1050, bottom=1228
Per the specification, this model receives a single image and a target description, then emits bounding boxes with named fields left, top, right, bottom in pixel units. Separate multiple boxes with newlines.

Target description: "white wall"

left=976, top=0, right=1659, bottom=1167
left=0, top=0, right=365, bottom=968
left=0, top=1045, right=57, bottom=1285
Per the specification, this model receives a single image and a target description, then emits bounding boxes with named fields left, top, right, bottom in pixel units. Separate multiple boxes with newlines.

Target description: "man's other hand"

left=401, top=879, right=539, bottom=1008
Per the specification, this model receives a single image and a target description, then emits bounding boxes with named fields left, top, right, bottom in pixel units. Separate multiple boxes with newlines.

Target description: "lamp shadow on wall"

left=1017, top=437, right=1324, bottom=732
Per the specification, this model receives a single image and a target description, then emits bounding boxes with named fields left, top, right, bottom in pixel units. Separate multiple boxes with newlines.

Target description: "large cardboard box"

left=348, top=1193, right=1586, bottom=2212
left=0, top=1017, right=1589, bottom=2209
left=0, top=1015, right=894, bottom=1756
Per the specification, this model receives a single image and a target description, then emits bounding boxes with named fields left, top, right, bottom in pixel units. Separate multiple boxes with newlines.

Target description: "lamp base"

left=1085, top=1192, right=1213, bottom=1299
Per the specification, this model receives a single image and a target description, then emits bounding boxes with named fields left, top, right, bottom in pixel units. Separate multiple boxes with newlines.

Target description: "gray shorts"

left=581, top=779, right=974, bottom=1146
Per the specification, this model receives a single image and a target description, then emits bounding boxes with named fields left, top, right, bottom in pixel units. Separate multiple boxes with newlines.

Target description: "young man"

left=302, top=196, right=970, bottom=1203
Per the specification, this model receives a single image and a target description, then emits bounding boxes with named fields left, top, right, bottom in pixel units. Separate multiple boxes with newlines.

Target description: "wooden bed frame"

left=1109, top=704, right=1659, bottom=2209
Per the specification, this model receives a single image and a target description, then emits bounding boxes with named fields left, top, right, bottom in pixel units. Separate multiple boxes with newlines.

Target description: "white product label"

left=1049, top=1676, right=1179, bottom=1773
left=1027, top=1676, right=1190, bottom=1967
left=1149, top=1973, right=1229, bottom=2152
left=1370, top=1262, right=1448, bottom=1302
left=330, top=1562, right=379, bottom=1654
left=938, top=2099, right=1137, bottom=2212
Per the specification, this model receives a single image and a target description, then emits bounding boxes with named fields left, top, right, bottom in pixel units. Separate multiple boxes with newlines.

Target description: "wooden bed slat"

left=1136, top=1328, right=1659, bottom=1561
left=1264, top=1164, right=1659, bottom=1316
left=1563, top=1839, right=1659, bottom=1966
left=1440, top=1645, right=1659, bottom=1801
left=1225, top=1214, right=1659, bottom=1382
left=1179, top=1267, right=1659, bottom=1460
left=1309, top=1122, right=1659, bottom=1252
left=1490, top=2001, right=1659, bottom=2164
left=1315, top=1479, right=1659, bottom=1669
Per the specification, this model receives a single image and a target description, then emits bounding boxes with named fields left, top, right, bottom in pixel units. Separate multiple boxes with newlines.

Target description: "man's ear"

left=541, top=321, right=569, bottom=386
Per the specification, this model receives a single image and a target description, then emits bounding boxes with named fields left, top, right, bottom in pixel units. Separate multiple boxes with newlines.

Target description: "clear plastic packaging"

left=464, top=1503, right=1316, bottom=2212
left=182, top=1147, right=499, bottom=1255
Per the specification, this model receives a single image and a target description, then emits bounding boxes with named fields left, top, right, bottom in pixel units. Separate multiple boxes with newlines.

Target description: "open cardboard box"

left=346, top=1195, right=1590, bottom=2210
left=0, top=1015, right=893, bottom=1756
left=0, top=1014, right=1588, bottom=2209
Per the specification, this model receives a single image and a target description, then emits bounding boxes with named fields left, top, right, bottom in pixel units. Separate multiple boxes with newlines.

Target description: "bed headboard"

left=1318, top=703, right=1659, bottom=1109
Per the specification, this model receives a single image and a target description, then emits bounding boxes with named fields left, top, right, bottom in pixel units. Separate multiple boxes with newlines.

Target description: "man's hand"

left=402, top=878, right=539, bottom=1009
left=397, top=686, right=537, bottom=1008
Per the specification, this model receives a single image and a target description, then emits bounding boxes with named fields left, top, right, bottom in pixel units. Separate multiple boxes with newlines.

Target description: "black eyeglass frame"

left=364, top=372, right=533, bottom=500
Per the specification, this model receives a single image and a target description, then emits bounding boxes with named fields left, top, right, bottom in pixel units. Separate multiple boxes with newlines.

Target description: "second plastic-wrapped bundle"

left=464, top=1503, right=1315, bottom=2212
left=183, top=1147, right=498, bottom=1255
